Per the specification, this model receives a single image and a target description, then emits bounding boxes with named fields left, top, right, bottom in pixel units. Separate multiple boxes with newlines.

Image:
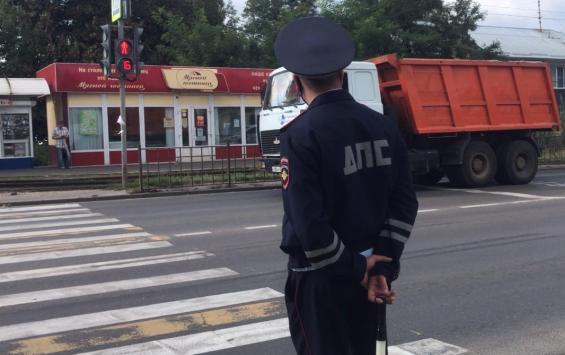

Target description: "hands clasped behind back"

left=361, top=254, right=396, bottom=305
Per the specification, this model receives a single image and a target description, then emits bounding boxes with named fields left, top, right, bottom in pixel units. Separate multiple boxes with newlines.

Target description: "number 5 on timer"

left=376, top=300, right=388, bottom=355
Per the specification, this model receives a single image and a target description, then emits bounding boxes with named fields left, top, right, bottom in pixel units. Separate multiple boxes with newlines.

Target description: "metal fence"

left=136, top=144, right=279, bottom=192
left=535, top=134, right=565, bottom=164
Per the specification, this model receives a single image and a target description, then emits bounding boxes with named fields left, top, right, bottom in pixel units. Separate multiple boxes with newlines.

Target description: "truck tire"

left=446, top=141, right=497, bottom=187
left=414, top=169, right=444, bottom=185
left=496, top=140, right=538, bottom=185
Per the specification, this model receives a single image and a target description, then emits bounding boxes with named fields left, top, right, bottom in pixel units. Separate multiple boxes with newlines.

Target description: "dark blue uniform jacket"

left=280, top=89, right=418, bottom=284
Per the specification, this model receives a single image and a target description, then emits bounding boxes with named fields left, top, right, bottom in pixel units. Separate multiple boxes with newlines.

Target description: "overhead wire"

left=479, top=4, right=565, bottom=15
left=486, top=12, right=565, bottom=22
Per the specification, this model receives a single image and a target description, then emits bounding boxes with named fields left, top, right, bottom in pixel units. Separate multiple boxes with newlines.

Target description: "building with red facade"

left=37, top=63, right=271, bottom=166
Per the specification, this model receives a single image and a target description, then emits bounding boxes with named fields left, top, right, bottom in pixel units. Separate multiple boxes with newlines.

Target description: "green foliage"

left=242, top=0, right=318, bottom=67
left=320, top=0, right=503, bottom=59
left=32, top=141, right=49, bottom=166
left=153, top=4, right=250, bottom=67
left=0, top=0, right=504, bottom=140
left=0, top=0, right=501, bottom=77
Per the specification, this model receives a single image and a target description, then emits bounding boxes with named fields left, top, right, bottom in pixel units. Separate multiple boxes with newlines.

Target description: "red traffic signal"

left=118, top=40, right=132, bottom=56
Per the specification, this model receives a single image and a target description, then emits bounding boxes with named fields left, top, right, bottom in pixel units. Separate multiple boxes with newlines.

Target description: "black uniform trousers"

left=285, top=268, right=379, bottom=355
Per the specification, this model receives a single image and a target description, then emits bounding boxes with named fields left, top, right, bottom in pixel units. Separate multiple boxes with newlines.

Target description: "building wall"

left=54, top=92, right=261, bottom=166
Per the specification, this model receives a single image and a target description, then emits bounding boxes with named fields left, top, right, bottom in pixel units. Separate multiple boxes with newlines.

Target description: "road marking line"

left=0, top=241, right=172, bottom=265
left=395, top=338, right=469, bottom=355
left=0, top=212, right=103, bottom=225
left=436, top=187, right=562, bottom=200
left=78, top=318, right=291, bottom=355
left=0, top=218, right=120, bottom=232
left=6, top=300, right=286, bottom=354
left=174, top=231, right=212, bottom=237
left=0, top=232, right=151, bottom=250
left=0, top=268, right=238, bottom=308
left=245, top=224, right=279, bottom=230
left=0, top=208, right=91, bottom=219
left=459, top=197, right=565, bottom=210
left=418, top=209, right=439, bottom=213
left=0, top=287, right=283, bottom=342
left=459, top=202, right=505, bottom=209
left=388, top=347, right=415, bottom=355
left=0, top=251, right=214, bottom=283
left=0, top=235, right=166, bottom=258
left=0, top=224, right=134, bottom=241
left=0, top=203, right=82, bottom=214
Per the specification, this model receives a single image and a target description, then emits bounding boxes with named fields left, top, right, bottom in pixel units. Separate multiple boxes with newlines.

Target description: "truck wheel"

left=496, top=140, right=538, bottom=185
left=446, top=141, right=497, bottom=187
left=414, top=169, right=444, bottom=185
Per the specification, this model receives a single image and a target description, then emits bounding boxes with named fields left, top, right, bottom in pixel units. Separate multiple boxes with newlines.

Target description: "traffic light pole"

left=118, top=19, right=128, bottom=189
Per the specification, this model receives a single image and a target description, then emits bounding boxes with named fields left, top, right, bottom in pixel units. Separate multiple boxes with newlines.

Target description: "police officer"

left=275, top=17, right=419, bottom=355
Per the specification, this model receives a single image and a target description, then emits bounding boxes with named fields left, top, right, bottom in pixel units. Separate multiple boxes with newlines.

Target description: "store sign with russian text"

left=37, top=63, right=272, bottom=94
left=162, top=69, right=219, bottom=90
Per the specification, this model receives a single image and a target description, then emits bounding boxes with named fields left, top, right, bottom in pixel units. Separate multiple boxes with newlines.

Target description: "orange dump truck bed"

left=370, top=54, right=562, bottom=135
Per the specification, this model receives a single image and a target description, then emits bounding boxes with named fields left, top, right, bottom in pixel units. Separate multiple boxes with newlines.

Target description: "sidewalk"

left=0, top=159, right=262, bottom=180
left=0, top=164, right=141, bottom=179
left=0, top=189, right=128, bottom=205
left=0, top=181, right=281, bottom=207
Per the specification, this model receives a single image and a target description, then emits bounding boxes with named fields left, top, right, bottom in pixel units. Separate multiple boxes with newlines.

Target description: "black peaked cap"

left=274, top=17, right=355, bottom=77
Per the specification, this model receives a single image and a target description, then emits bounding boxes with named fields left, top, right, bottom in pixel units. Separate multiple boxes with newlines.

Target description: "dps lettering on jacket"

left=344, top=139, right=391, bottom=176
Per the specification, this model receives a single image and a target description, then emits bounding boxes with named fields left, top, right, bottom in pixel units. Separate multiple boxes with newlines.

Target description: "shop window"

left=557, top=66, right=565, bottom=89
left=214, top=107, right=242, bottom=145
left=245, top=107, right=260, bottom=144
left=69, top=108, right=103, bottom=150
left=107, top=107, right=140, bottom=149
left=1, top=113, right=30, bottom=157
left=144, top=107, right=175, bottom=147
left=555, top=89, right=565, bottom=115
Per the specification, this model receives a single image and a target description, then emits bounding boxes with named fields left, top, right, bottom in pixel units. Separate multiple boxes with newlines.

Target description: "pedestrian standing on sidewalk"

left=52, top=121, right=70, bottom=169
left=276, top=17, right=419, bottom=355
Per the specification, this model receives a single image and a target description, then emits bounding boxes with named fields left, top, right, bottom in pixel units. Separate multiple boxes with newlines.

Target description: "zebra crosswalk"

left=0, top=202, right=288, bottom=354
left=0, top=202, right=469, bottom=355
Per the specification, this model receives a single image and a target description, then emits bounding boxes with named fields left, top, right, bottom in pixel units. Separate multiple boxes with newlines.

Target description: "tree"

left=242, top=0, right=318, bottom=67
left=320, top=0, right=503, bottom=59
left=152, top=1, right=251, bottom=67
left=0, top=0, right=35, bottom=76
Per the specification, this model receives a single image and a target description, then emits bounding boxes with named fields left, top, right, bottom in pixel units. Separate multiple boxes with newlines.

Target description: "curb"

left=539, top=164, right=565, bottom=170
left=1, top=183, right=281, bottom=207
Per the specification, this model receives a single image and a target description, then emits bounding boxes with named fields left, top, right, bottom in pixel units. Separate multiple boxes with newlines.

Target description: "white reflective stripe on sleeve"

left=291, top=242, right=345, bottom=272
left=379, top=230, right=408, bottom=244
left=386, top=218, right=413, bottom=233
left=303, top=232, right=338, bottom=259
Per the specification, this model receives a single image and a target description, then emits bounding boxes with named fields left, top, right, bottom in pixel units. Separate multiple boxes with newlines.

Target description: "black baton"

left=376, top=299, right=388, bottom=355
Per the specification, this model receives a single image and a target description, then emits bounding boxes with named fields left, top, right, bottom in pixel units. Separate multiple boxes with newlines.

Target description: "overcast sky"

left=230, top=0, right=565, bottom=33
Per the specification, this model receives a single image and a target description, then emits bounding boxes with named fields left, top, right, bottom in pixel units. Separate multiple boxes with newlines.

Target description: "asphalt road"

left=1, top=168, right=565, bottom=354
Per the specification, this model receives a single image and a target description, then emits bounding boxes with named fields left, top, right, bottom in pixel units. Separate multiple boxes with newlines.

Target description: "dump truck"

left=258, top=54, right=562, bottom=187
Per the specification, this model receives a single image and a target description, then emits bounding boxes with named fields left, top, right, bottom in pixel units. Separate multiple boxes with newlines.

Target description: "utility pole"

left=118, top=18, right=128, bottom=189
left=538, top=0, right=543, bottom=32
left=101, top=0, right=140, bottom=189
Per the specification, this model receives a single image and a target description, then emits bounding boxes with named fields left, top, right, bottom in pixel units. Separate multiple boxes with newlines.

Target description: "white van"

left=258, top=62, right=384, bottom=172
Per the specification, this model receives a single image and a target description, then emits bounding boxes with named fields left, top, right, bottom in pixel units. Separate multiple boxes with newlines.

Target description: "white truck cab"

left=259, top=61, right=383, bottom=172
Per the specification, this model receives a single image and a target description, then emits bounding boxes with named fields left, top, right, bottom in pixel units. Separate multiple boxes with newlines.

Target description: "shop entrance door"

left=180, top=107, right=212, bottom=162
left=191, top=108, right=209, bottom=147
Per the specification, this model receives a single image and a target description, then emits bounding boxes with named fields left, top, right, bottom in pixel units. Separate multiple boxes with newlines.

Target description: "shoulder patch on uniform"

left=280, top=157, right=290, bottom=189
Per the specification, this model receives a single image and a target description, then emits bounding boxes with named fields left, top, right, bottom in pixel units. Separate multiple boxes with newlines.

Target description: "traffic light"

left=100, top=25, right=112, bottom=77
left=115, top=38, right=135, bottom=76
left=133, top=26, right=144, bottom=76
